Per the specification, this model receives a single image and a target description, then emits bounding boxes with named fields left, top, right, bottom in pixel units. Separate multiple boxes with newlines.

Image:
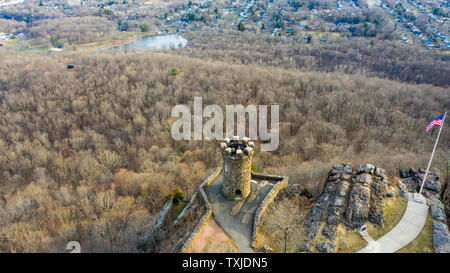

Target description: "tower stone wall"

left=221, top=136, right=254, bottom=200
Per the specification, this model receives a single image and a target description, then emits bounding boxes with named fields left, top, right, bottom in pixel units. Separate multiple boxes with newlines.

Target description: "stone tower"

left=220, top=136, right=254, bottom=200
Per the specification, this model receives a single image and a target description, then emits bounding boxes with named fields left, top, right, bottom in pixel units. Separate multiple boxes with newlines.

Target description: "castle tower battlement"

left=220, top=136, right=254, bottom=200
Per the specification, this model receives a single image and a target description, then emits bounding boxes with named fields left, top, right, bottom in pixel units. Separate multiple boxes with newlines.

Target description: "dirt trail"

left=189, top=218, right=239, bottom=253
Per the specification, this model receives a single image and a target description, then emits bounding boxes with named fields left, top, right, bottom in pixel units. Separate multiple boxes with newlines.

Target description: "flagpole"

left=418, top=111, right=447, bottom=195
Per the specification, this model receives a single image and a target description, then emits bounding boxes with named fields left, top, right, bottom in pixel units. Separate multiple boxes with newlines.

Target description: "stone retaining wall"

left=179, top=166, right=223, bottom=253
left=146, top=197, right=174, bottom=252
left=251, top=173, right=289, bottom=249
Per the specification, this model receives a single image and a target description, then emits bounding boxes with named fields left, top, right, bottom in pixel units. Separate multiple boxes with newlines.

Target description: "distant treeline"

left=179, top=30, right=450, bottom=87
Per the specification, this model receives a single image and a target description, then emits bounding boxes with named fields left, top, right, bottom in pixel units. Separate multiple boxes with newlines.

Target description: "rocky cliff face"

left=432, top=221, right=450, bottom=253
left=399, top=169, right=446, bottom=218
left=399, top=168, right=450, bottom=253
left=304, top=163, right=391, bottom=253
left=399, top=168, right=440, bottom=193
left=141, top=193, right=207, bottom=253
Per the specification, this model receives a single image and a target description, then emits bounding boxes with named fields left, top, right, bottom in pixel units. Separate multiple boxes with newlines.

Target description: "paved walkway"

left=204, top=174, right=274, bottom=253
left=359, top=233, right=381, bottom=252
left=358, top=194, right=429, bottom=253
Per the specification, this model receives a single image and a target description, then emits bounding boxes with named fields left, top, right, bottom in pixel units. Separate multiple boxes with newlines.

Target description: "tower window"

left=235, top=189, right=242, bottom=199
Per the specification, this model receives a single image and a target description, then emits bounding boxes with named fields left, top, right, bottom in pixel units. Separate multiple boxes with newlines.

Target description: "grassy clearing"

left=397, top=214, right=434, bottom=253
left=308, top=222, right=328, bottom=253
left=336, top=224, right=367, bottom=253
left=308, top=222, right=367, bottom=253
left=367, top=182, right=408, bottom=240
left=6, top=31, right=145, bottom=55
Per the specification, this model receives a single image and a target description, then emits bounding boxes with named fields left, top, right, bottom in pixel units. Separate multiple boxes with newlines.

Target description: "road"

left=0, top=0, right=24, bottom=7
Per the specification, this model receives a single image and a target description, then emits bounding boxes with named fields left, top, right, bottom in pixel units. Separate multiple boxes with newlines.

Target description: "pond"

left=109, top=34, right=188, bottom=52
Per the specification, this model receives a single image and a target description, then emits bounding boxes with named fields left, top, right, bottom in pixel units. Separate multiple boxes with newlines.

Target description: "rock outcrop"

left=142, top=191, right=208, bottom=253
left=399, top=168, right=440, bottom=193
left=315, top=241, right=336, bottom=253
left=144, top=198, right=174, bottom=252
left=399, top=167, right=450, bottom=254
left=305, top=163, right=391, bottom=252
left=398, top=168, right=444, bottom=223
left=424, top=191, right=447, bottom=222
left=432, top=221, right=450, bottom=253
left=307, top=163, right=352, bottom=242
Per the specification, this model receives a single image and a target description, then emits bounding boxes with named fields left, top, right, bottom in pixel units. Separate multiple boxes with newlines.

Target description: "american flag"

left=426, top=114, right=444, bottom=132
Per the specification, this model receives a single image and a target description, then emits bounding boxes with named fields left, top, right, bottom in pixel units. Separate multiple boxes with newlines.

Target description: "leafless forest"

left=0, top=44, right=448, bottom=252
left=180, top=30, right=450, bottom=87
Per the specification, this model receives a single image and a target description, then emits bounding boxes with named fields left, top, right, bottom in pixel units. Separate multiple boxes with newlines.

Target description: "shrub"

left=170, top=67, right=179, bottom=76
left=140, top=23, right=149, bottom=33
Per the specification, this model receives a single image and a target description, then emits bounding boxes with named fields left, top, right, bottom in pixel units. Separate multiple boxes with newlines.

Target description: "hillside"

left=0, top=51, right=448, bottom=252
left=180, top=30, right=450, bottom=87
